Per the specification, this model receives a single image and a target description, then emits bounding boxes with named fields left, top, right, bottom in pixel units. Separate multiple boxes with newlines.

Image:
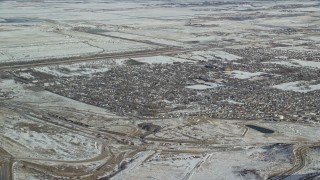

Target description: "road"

left=0, top=160, right=13, bottom=180
left=0, top=148, right=13, bottom=180
left=0, top=47, right=198, bottom=70
left=269, top=145, right=310, bottom=180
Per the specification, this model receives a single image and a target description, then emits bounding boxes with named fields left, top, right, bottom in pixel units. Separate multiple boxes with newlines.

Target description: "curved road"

left=269, top=145, right=310, bottom=180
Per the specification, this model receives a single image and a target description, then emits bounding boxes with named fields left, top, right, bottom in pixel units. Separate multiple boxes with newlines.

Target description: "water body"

left=246, top=124, right=274, bottom=134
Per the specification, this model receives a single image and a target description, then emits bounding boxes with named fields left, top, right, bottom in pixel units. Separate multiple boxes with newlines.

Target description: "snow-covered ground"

left=264, top=59, right=320, bottom=69
left=190, top=146, right=293, bottom=180
left=263, top=61, right=301, bottom=67
left=177, top=50, right=242, bottom=62
left=1, top=0, right=320, bottom=179
left=291, top=59, right=320, bottom=69
left=0, top=26, right=157, bottom=63
left=112, top=152, right=208, bottom=180
left=230, top=70, right=265, bottom=79
left=1, top=42, right=101, bottom=63
left=133, top=56, right=193, bottom=64
left=273, top=81, right=320, bottom=93
left=13, top=162, right=60, bottom=180
left=186, top=83, right=220, bottom=90
left=2, top=124, right=101, bottom=160
left=0, top=80, right=105, bottom=161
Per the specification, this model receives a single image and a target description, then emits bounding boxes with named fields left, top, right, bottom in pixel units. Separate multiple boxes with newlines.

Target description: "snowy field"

left=177, top=50, right=243, bottom=62
left=274, top=81, right=320, bottom=93
left=1, top=0, right=320, bottom=179
left=0, top=27, right=157, bottom=63
left=230, top=71, right=266, bottom=80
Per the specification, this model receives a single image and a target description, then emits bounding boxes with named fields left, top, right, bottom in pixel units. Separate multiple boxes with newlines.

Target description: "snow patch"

left=230, top=71, right=265, bottom=79
left=291, top=59, right=320, bottom=69
left=273, top=81, right=320, bottom=93
left=178, top=50, right=242, bottom=62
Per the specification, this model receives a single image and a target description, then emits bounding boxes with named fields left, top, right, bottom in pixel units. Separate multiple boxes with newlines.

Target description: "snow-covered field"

left=133, top=56, right=194, bottom=64
left=190, top=145, right=294, bottom=180
left=0, top=27, right=157, bottom=63
left=291, top=59, right=320, bottom=69
left=2, top=124, right=101, bottom=161
left=273, top=81, right=320, bottom=93
left=0, top=81, right=106, bottom=161
left=230, top=71, right=266, bottom=80
left=177, top=50, right=242, bottom=62
left=1, top=78, right=320, bottom=179
left=1, top=42, right=101, bottom=63
left=264, top=59, right=320, bottom=70
left=112, top=152, right=208, bottom=180
left=1, top=0, right=320, bottom=179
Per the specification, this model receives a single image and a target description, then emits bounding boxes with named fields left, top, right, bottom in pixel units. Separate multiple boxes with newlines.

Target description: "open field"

left=1, top=0, right=320, bottom=179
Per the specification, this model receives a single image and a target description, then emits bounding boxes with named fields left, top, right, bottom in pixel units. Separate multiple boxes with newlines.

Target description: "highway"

left=0, top=47, right=199, bottom=70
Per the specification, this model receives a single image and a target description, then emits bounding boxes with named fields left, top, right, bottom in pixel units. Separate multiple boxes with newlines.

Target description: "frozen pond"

left=246, top=125, right=275, bottom=134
